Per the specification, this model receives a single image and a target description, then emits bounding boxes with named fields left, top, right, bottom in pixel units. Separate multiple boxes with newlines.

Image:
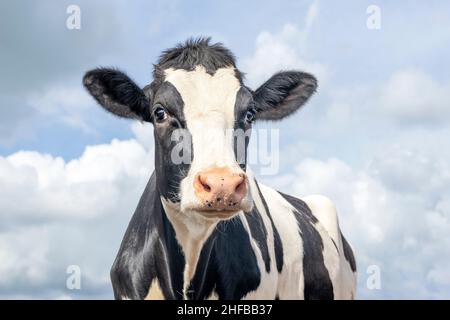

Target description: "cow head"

left=83, top=38, right=317, bottom=220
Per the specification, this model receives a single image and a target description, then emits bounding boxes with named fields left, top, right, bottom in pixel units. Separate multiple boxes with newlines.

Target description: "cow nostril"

left=197, top=175, right=211, bottom=192
left=235, top=178, right=246, bottom=194
left=202, top=181, right=211, bottom=192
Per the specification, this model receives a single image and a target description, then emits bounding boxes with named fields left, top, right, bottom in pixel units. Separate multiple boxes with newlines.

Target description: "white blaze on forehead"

left=164, top=66, right=241, bottom=169
left=164, top=65, right=248, bottom=212
left=164, top=66, right=240, bottom=124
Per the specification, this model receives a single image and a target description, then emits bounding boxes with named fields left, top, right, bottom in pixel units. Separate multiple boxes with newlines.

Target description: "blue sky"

left=1, top=0, right=450, bottom=299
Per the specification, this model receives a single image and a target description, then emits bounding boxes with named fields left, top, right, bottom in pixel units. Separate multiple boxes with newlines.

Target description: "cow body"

left=111, top=171, right=356, bottom=300
left=83, top=38, right=357, bottom=300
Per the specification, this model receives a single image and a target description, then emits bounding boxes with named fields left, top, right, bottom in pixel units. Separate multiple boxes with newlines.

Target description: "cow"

left=83, top=38, right=357, bottom=300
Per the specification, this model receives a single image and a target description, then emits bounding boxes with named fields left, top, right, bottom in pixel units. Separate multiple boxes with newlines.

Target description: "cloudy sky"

left=1, top=0, right=449, bottom=299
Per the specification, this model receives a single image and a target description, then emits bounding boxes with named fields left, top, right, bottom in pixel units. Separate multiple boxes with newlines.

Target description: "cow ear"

left=253, top=71, right=317, bottom=121
left=83, top=68, right=152, bottom=121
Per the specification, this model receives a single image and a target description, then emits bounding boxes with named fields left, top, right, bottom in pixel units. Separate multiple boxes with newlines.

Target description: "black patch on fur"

left=188, top=217, right=261, bottom=300
left=152, top=82, right=186, bottom=123
left=152, top=82, right=191, bottom=203
left=233, top=87, right=254, bottom=171
left=83, top=68, right=151, bottom=121
left=341, top=232, right=357, bottom=272
left=255, top=181, right=284, bottom=273
left=213, top=219, right=262, bottom=299
left=279, top=192, right=334, bottom=300
left=254, top=71, right=317, bottom=121
left=245, top=207, right=271, bottom=273
left=110, top=173, right=185, bottom=300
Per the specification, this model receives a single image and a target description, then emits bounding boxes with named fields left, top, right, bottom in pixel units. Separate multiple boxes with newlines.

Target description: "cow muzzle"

left=193, top=167, right=248, bottom=212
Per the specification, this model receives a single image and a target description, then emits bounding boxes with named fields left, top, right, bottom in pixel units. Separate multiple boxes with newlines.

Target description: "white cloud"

left=0, top=0, right=127, bottom=145
left=369, top=145, right=450, bottom=195
left=427, top=265, right=450, bottom=287
left=0, top=227, right=49, bottom=287
left=0, top=139, right=152, bottom=223
left=1, top=83, right=106, bottom=146
left=131, top=121, right=154, bottom=151
left=0, top=137, right=154, bottom=298
left=28, top=85, right=97, bottom=134
left=379, top=69, right=450, bottom=124
left=327, top=68, right=450, bottom=129
left=305, top=0, right=319, bottom=32
left=243, top=3, right=327, bottom=88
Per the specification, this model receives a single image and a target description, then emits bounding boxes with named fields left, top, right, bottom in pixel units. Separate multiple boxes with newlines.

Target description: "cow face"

left=83, top=39, right=317, bottom=220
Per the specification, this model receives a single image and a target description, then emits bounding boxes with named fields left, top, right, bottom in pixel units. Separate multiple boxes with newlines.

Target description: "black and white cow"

left=83, top=38, right=357, bottom=300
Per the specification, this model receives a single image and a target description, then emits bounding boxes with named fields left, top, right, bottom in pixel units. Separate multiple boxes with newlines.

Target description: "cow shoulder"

left=111, top=172, right=184, bottom=300
left=300, top=194, right=341, bottom=246
left=302, top=195, right=357, bottom=298
left=276, top=191, right=335, bottom=299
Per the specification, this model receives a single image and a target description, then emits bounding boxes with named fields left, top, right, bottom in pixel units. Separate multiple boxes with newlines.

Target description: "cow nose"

left=194, top=167, right=247, bottom=210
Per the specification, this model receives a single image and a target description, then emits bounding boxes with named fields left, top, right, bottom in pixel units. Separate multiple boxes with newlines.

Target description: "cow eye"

left=245, top=108, right=256, bottom=124
left=153, top=104, right=167, bottom=122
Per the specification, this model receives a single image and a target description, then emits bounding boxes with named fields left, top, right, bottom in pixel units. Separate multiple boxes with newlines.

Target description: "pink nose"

left=194, top=167, right=247, bottom=211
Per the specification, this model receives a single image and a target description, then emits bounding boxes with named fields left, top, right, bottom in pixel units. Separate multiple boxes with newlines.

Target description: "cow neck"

left=160, top=197, right=218, bottom=298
